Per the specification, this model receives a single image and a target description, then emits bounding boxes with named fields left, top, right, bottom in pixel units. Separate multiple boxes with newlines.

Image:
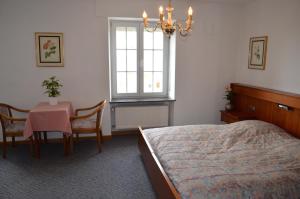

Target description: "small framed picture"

left=248, top=36, right=268, bottom=70
left=35, top=32, right=64, bottom=67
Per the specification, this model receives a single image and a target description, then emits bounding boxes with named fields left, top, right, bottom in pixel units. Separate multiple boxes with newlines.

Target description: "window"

left=110, top=19, right=170, bottom=99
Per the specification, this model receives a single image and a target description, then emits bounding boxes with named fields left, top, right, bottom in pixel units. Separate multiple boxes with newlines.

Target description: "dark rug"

left=0, top=135, right=156, bottom=199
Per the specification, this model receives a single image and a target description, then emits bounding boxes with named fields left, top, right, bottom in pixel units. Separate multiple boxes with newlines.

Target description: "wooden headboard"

left=231, top=83, right=300, bottom=138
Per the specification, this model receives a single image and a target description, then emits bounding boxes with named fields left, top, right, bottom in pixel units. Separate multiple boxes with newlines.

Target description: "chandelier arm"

left=178, top=21, right=192, bottom=32
left=176, top=22, right=192, bottom=37
left=179, top=30, right=189, bottom=37
left=144, top=23, right=160, bottom=32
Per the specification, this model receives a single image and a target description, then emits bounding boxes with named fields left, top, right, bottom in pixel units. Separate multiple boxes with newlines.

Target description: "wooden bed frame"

left=138, top=83, right=300, bottom=199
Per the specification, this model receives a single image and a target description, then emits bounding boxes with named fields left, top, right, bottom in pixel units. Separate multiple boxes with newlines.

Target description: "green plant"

left=224, top=85, right=233, bottom=104
left=42, top=76, right=63, bottom=97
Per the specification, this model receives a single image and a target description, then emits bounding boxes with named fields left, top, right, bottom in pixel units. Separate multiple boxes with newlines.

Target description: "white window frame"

left=109, top=18, right=170, bottom=99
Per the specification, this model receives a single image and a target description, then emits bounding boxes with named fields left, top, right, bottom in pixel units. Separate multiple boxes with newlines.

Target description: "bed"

left=138, top=84, right=300, bottom=199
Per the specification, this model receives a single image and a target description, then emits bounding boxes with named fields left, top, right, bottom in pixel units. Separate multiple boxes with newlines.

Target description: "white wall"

left=173, top=1, right=242, bottom=125
left=96, top=0, right=242, bottom=125
left=235, top=0, right=300, bottom=94
left=0, top=0, right=111, bottom=137
left=0, top=0, right=243, bottom=139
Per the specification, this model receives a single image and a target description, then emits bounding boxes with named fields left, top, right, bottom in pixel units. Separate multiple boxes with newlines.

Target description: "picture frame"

left=248, top=36, right=268, bottom=70
left=35, top=32, right=64, bottom=67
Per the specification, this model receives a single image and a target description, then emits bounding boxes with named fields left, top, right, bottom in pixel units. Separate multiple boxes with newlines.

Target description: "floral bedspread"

left=143, top=120, right=300, bottom=199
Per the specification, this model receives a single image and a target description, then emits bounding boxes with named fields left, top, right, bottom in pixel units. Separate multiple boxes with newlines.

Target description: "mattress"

left=143, top=120, right=300, bottom=199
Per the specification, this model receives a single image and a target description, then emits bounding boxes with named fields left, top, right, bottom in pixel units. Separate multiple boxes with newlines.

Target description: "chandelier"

left=142, top=0, right=193, bottom=37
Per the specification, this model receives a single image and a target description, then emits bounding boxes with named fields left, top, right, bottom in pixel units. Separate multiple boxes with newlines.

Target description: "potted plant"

left=42, top=76, right=63, bottom=105
left=224, top=85, right=233, bottom=111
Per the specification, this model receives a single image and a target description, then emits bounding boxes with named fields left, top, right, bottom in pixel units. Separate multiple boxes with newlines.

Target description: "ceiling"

left=199, top=0, right=253, bottom=4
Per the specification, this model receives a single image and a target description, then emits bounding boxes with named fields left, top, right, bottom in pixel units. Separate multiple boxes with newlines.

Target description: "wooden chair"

left=70, top=100, right=106, bottom=153
left=0, top=103, right=33, bottom=158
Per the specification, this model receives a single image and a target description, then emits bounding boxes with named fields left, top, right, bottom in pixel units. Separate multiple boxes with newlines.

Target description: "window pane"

left=127, top=27, right=137, bottom=49
left=153, top=72, right=163, bottom=92
left=116, top=50, right=126, bottom=71
left=153, top=50, right=163, bottom=71
left=127, top=72, right=137, bottom=93
left=144, top=31, right=153, bottom=49
left=111, top=21, right=169, bottom=97
left=116, top=27, right=126, bottom=49
left=127, top=50, right=137, bottom=71
left=154, top=30, right=163, bottom=49
left=117, top=72, right=127, bottom=93
left=144, top=50, right=153, bottom=71
left=144, top=72, right=153, bottom=93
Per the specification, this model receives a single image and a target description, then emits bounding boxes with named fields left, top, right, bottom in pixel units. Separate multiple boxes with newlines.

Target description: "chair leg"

left=2, top=135, right=7, bottom=159
left=96, top=131, right=101, bottom=153
left=99, top=129, right=103, bottom=143
left=76, top=133, right=79, bottom=143
left=12, top=136, right=16, bottom=148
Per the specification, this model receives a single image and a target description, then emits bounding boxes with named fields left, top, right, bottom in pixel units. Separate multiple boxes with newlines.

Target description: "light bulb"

left=188, top=6, right=193, bottom=16
left=143, top=11, right=148, bottom=18
left=159, top=6, right=164, bottom=14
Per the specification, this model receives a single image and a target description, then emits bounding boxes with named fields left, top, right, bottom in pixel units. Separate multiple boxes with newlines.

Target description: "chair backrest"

left=96, top=100, right=107, bottom=129
left=0, top=104, right=12, bottom=128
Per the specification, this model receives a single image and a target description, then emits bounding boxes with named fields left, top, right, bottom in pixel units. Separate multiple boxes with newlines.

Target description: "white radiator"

left=115, top=106, right=169, bottom=129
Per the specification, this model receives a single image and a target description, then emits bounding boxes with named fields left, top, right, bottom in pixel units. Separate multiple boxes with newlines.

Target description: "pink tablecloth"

left=24, top=101, right=73, bottom=138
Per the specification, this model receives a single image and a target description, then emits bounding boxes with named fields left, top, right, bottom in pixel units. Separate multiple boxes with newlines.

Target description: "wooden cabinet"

left=220, top=111, right=255, bottom=124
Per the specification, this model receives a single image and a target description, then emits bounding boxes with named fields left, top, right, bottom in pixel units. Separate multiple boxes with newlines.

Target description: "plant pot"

left=225, top=103, right=233, bottom=111
left=49, top=97, right=58, bottom=106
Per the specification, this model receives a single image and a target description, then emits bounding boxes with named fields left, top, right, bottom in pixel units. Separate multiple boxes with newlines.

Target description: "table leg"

left=63, top=134, right=70, bottom=156
left=38, top=132, right=42, bottom=143
left=63, top=134, right=67, bottom=156
left=64, top=134, right=73, bottom=156
left=33, top=132, right=40, bottom=159
left=69, top=134, right=73, bottom=154
left=43, top=131, right=48, bottom=144
left=29, top=136, right=35, bottom=157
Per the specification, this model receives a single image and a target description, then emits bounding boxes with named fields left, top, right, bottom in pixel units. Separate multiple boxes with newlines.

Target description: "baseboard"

left=111, top=129, right=139, bottom=136
left=111, top=126, right=165, bottom=136
left=0, top=135, right=112, bottom=146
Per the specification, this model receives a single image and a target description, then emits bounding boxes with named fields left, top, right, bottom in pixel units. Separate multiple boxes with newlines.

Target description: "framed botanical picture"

left=35, top=32, right=64, bottom=67
left=248, top=36, right=268, bottom=70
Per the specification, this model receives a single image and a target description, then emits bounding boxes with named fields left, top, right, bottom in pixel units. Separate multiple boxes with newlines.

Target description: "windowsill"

left=110, top=97, right=176, bottom=104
